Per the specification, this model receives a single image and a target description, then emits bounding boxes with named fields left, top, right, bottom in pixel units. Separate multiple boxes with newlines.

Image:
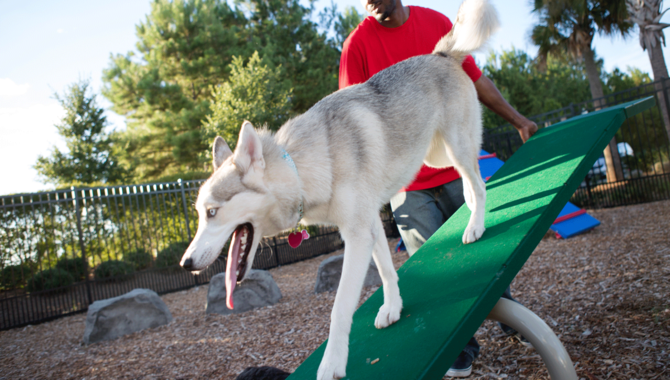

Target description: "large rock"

left=206, top=270, right=282, bottom=315
left=83, top=288, right=172, bottom=345
left=314, top=254, right=382, bottom=293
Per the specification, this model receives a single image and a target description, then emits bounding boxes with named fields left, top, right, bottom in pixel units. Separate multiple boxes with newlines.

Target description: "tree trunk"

left=648, top=42, right=670, bottom=143
left=583, top=46, right=624, bottom=182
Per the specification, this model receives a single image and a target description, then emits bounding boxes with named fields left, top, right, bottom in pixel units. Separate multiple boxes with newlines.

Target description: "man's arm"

left=474, top=75, right=538, bottom=143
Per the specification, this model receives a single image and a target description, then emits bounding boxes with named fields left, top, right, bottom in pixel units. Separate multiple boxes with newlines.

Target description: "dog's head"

left=180, top=122, right=295, bottom=309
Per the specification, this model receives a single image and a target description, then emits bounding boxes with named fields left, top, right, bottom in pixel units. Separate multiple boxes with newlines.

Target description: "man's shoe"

left=446, top=350, right=474, bottom=378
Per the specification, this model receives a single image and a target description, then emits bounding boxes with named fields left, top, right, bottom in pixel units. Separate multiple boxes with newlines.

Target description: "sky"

left=0, top=0, right=668, bottom=196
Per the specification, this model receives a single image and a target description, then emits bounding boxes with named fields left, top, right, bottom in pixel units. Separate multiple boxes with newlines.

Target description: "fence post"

left=569, top=103, right=576, bottom=117
left=584, top=176, right=594, bottom=208
left=178, top=179, right=192, bottom=241
left=506, top=133, right=513, bottom=158
left=72, top=187, right=93, bottom=306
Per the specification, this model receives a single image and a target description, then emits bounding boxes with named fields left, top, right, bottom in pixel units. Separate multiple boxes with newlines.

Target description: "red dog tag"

left=288, top=229, right=310, bottom=248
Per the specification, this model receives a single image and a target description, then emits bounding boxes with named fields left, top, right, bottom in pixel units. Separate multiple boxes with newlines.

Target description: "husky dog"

left=180, top=0, right=499, bottom=378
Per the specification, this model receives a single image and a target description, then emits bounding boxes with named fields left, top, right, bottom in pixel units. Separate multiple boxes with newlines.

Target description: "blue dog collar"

left=280, top=147, right=304, bottom=223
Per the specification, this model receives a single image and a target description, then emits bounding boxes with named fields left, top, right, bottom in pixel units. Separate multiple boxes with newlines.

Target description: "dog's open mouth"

left=225, top=222, right=254, bottom=310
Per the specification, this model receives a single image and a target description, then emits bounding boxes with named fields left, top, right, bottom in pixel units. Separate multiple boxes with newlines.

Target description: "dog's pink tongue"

left=225, top=227, right=242, bottom=309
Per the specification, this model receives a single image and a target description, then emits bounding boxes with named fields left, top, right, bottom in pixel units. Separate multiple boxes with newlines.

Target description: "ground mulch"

left=1, top=200, right=668, bottom=380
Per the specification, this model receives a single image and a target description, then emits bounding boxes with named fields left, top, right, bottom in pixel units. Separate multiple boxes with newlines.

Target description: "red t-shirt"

left=339, top=6, right=482, bottom=192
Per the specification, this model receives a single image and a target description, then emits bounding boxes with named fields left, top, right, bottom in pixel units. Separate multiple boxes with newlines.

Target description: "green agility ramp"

left=288, top=97, right=655, bottom=380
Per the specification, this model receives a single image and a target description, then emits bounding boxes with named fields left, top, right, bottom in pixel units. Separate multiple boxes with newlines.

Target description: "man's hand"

left=515, top=118, right=538, bottom=143
left=474, top=75, right=538, bottom=144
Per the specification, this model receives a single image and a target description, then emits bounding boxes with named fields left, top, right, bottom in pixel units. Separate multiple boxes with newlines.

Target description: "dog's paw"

left=317, top=343, right=347, bottom=380
left=463, top=224, right=485, bottom=244
left=375, top=301, right=402, bottom=329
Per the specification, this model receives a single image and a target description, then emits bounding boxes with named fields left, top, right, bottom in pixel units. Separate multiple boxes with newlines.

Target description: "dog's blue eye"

left=207, top=208, right=217, bottom=218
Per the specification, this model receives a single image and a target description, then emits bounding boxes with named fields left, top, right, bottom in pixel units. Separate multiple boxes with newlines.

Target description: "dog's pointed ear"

left=234, top=121, right=265, bottom=173
left=212, top=136, right=232, bottom=171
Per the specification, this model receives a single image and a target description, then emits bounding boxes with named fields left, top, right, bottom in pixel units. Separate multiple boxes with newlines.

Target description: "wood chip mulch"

left=1, top=200, right=668, bottom=380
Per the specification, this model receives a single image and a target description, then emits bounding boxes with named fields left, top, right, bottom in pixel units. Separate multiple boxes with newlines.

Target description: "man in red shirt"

left=340, top=0, right=538, bottom=377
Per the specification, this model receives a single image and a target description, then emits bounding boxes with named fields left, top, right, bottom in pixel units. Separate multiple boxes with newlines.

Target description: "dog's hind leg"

left=317, top=213, right=377, bottom=380
left=371, top=214, right=402, bottom=329
left=441, top=133, right=487, bottom=244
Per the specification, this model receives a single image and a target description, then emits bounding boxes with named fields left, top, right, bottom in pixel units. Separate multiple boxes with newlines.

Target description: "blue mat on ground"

left=551, top=202, right=601, bottom=238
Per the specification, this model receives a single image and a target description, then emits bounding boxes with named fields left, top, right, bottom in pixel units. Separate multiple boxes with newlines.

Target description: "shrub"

left=124, top=249, right=154, bottom=271
left=0, top=264, right=33, bottom=290
left=26, top=268, right=74, bottom=293
left=156, top=241, right=190, bottom=268
left=55, top=257, right=87, bottom=281
left=94, top=260, right=135, bottom=279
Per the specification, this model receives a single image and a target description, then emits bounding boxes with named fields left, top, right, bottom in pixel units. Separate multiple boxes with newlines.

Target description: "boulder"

left=314, top=254, right=382, bottom=293
left=83, top=288, right=172, bottom=345
left=206, top=270, right=282, bottom=315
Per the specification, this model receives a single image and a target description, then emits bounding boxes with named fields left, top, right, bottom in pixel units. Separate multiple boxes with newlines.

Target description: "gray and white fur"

left=180, top=0, right=499, bottom=378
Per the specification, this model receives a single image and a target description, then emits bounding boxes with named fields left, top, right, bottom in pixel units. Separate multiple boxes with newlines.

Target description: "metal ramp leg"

left=487, top=298, right=578, bottom=380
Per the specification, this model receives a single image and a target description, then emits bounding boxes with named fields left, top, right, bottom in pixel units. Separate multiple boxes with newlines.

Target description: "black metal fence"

left=4, top=79, right=667, bottom=331
left=0, top=180, right=398, bottom=330
left=484, top=78, right=670, bottom=208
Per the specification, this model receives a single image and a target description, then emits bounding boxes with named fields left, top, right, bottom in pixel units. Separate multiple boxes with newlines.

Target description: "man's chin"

left=371, top=9, right=393, bottom=23
left=372, top=13, right=385, bottom=22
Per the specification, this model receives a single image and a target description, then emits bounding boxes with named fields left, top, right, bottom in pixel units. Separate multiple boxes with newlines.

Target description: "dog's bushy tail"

left=432, top=0, right=500, bottom=62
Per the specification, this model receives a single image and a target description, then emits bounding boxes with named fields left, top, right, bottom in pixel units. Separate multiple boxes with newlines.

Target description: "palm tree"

left=532, top=0, right=632, bottom=182
left=626, top=0, right=670, bottom=139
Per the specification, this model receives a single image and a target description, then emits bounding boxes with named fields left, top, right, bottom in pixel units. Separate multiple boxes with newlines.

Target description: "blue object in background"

left=478, top=150, right=600, bottom=239
left=551, top=203, right=601, bottom=238
left=478, top=150, right=504, bottom=181
left=395, top=238, right=406, bottom=252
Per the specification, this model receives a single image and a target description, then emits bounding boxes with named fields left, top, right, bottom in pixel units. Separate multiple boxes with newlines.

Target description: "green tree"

left=626, top=0, right=670, bottom=138
left=242, top=0, right=340, bottom=114
left=483, top=48, right=651, bottom=128
left=34, top=80, right=125, bottom=186
left=532, top=0, right=633, bottom=182
left=103, top=0, right=340, bottom=181
left=605, top=66, right=652, bottom=92
left=203, top=51, right=292, bottom=148
left=482, top=48, right=592, bottom=128
left=103, top=0, right=247, bottom=180
left=319, top=2, right=365, bottom=48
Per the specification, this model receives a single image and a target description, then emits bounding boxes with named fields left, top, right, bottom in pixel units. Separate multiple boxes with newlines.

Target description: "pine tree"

left=103, top=0, right=247, bottom=179
left=103, top=0, right=340, bottom=180
left=242, top=0, right=340, bottom=114
left=34, top=80, right=125, bottom=186
left=202, top=51, right=292, bottom=151
left=319, top=3, right=365, bottom=49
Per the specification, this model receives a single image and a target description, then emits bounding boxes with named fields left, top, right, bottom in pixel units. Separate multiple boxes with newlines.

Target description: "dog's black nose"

left=182, top=258, right=193, bottom=270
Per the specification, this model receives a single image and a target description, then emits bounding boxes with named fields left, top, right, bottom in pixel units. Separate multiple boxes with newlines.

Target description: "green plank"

left=289, top=97, right=655, bottom=380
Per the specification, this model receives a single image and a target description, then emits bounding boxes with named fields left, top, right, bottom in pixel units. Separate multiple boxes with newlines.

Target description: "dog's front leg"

left=317, top=223, right=376, bottom=380
left=371, top=214, right=402, bottom=328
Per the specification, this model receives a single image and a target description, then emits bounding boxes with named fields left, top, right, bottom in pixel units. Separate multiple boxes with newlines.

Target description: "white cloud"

left=57, top=28, right=64, bottom=34
left=0, top=78, right=30, bottom=98
left=0, top=103, right=65, bottom=195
